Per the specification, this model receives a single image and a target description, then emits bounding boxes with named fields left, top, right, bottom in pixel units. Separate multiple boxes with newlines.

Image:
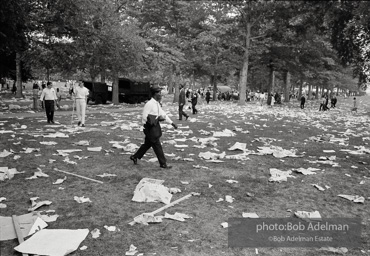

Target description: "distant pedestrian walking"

left=205, top=89, right=211, bottom=104
left=73, top=80, right=90, bottom=127
left=331, top=96, right=337, bottom=108
left=191, top=91, right=198, bottom=114
left=39, top=82, right=57, bottom=124
left=300, top=95, right=306, bottom=109
left=351, top=97, right=357, bottom=113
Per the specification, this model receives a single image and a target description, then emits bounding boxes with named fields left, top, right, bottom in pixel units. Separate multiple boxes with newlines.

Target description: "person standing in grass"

left=39, top=82, right=57, bottom=124
left=352, top=97, right=357, bottom=113
left=130, top=85, right=178, bottom=169
left=73, top=80, right=89, bottom=127
left=300, top=94, right=306, bottom=109
left=205, top=89, right=211, bottom=104
left=191, top=90, right=198, bottom=114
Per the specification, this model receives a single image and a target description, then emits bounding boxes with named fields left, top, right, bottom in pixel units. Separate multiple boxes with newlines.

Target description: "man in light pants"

left=74, top=80, right=90, bottom=127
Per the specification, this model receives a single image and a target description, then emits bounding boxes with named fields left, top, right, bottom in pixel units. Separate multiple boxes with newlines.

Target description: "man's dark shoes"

left=160, top=164, right=172, bottom=169
left=185, top=116, right=189, bottom=121
left=78, top=121, right=81, bottom=126
left=51, top=120, right=55, bottom=124
left=130, top=155, right=138, bottom=165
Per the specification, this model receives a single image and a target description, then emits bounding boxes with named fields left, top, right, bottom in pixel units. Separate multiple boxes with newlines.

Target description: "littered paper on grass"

left=133, top=213, right=163, bottom=225
left=268, top=168, right=295, bottom=182
left=14, top=229, right=89, bottom=256
left=74, top=196, right=92, bottom=203
left=198, top=151, right=226, bottom=160
left=294, top=211, right=322, bottom=220
left=0, top=213, right=48, bottom=241
left=87, top=147, right=102, bottom=152
left=294, top=167, right=320, bottom=175
left=132, top=178, right=172, bottom=205
left=164, top=212, right=192, bottom=222
left=0, top=167, right=24, bottom=181
left=28, top=197, right=52, bottom=211
left=228, top=142, right=247, bottom=151
left=242, top=212, right=259, bottom=218
left=338, top=194, right=365, bottom=203
left=26, top=168, right=49, bottom=179
left=0, top=150, right=13, bottom=157
left=53, top=176, right=67, bottom=185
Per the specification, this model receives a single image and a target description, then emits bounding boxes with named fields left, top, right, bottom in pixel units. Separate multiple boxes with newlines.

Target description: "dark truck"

left=83, top=81, right=110, bottom=104
left=118, top=78, right=151, bottom=104
left=83, top=78, right=151, bottom=104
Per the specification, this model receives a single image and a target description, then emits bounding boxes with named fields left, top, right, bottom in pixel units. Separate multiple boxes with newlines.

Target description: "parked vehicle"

left=118, top=78, right=151, bottom=104
left=83, top=81, right=110, bottom=104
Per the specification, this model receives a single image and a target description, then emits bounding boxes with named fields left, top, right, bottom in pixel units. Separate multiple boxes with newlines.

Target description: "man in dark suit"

left=179, top=84, right=189, bottom=120
left=130, top=85, right=178, bottom=169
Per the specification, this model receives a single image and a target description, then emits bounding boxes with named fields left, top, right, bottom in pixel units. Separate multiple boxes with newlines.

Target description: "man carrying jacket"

left=130, top=85, right=178, bottom=169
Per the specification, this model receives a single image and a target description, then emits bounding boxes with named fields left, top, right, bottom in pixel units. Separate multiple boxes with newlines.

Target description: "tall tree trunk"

left=307, top=83, right=312, bottom=100
left=192, top=70, right=195, bottom=90
left=283, top=71, right=290, bottom=102
left=15, top=51, right=23, bottom=98
left=168, top=65, right=174, bottom=94
left=112, top=70, right=119, bottom=105
left=298, top=77, right=303, bottom=100
left=268, top=66, right=274, bottom=94
left=315, top=85, right=319, bottom=99
left=47, top=68, right=50, bottom=82
left=238, top=22, right=251, bottom=105
left=172, top=67, right=180, bottom=103
left=212, top=55, right=219, bottom=101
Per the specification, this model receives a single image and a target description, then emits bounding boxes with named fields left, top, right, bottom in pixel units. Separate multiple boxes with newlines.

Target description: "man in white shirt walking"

left=130, top=85, right=178, bottom=169
left=73, top=80, right=90, bottom=127
left=39, top=82, right=57, bottom=123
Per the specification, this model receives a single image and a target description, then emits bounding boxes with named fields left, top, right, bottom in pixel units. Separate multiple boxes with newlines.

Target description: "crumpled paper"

left=132, top=178, right=172, bottom=205
left=268, top=168, right=295, bottom=182
left=0, top=167, right=24, bottom=181
left=164, top=212, right=192, bottom=222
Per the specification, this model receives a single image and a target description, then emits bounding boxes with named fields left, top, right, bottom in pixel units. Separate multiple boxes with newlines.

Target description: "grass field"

left=1, top=93, right=370, bottom=256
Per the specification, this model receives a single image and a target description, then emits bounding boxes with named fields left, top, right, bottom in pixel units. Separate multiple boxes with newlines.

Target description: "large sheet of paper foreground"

left=14, top=229, right=89, bottom=256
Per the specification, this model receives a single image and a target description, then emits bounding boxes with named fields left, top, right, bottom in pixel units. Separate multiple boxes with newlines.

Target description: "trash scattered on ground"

left=294, top=210, right=322, bottom=220
left=268, top=168, right=295, bottom=182
left=164, top=212, right=192, bottom=222
left=74, top=196, right=92, bottom=203
left=338, top=194, right=365, bottom=203
left=96, top=173, right=117, bottom=178
left=91, top=228, right=101, bottom=238
left=14, top=229, right=89, bottom=256
left=28, top=197, right=52, bottom=211
left=26, top=168, right=49, bottom=180
left=125, top=244, right=138, bottom=256
left=0, top=167, right=24, bottom=181
left=0, top=213, right=48, bottom=241
left=132, top=178, right=172, bottom=205
left=242, top=212, right=259, bottom=218
left=52, top=176, right=67, bottom=185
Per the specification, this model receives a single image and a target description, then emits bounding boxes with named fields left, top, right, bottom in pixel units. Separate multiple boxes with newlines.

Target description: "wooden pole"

left=53, top=168, right=103, bottom=184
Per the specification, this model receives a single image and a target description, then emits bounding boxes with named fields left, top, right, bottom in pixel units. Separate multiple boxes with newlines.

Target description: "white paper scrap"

left=14, top=229, right=89, bottom=256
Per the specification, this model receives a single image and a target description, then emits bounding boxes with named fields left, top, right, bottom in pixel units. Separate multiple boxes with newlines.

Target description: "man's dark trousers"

left=133, top=135, right=166, bottom=166
left=44, top=100, right=55, bottom=122
left=179, top=105, right=188, bottom=120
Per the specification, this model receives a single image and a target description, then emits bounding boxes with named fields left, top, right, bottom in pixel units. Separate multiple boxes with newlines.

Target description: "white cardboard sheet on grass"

left=14, top=229, right=89, bottom=256
left=0, top=213, right=48, bottom=241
